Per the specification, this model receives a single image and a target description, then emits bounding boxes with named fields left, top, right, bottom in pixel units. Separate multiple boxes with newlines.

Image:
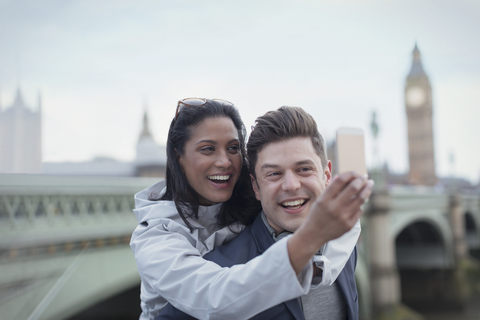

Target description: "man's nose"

left=282, top=170, right=301, bottom=191
left=215, top=151, right=232, bottom=168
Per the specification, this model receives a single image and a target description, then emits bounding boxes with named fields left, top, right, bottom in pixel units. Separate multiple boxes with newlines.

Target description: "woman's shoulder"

left=133, top=180, right=180, bottom=222
left=132, top=180, right=224, bottom=228
left=134, top=180, right=167, bottom=205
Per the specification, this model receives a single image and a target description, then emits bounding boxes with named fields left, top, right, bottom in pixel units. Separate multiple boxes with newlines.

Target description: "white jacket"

left=130, top=180, right=360, bottom=320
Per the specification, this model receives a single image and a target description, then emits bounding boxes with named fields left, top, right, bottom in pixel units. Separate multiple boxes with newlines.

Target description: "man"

left=157, top=106, right=373, bottom=320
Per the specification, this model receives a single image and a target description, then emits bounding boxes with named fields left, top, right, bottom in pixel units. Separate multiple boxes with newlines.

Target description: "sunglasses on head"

left=175, top=98, right=234, bottom=121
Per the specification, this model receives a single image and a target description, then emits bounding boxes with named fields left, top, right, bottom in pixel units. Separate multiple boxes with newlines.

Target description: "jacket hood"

left=135, top=180, right=167, bottom=209
left=133, top=180, right=223, bottom=228
left=133, top=180, right=172, bottom=223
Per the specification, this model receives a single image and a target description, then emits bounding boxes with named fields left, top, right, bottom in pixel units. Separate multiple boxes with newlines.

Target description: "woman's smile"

left=207, top=174, right=232, bottom=183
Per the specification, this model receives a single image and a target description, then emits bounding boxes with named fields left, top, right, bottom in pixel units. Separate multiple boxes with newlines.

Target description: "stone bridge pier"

left=365, top=190, right=405, bottom=319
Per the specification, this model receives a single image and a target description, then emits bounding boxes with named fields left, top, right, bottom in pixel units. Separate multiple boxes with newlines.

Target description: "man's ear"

left=324, top=160, right=332, bottom=186
left=250, top=174, right=261, bottom=201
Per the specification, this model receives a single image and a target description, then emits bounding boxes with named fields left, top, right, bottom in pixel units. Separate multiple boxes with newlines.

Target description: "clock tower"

left=405, top=44, right=436, bottom=186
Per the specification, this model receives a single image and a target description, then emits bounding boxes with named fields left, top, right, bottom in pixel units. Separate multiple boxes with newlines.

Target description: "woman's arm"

left=131, top=221, right=311, bottom=320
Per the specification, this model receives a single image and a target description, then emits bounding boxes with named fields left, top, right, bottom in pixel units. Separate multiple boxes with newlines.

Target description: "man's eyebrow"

left=259, top=163, right=280, bottom=171
left=295, top=159, right=316, bottom=166
left=260, top=159, right=315, bottom=170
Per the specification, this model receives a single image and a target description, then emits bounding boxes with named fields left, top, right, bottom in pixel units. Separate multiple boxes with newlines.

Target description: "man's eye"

left=298, top=167, right=313, bottom=174
left=267, top=172, right=280, bottom=177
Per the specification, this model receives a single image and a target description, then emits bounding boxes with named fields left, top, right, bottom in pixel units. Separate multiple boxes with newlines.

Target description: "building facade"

left=0, top=88, right=42, bottom=173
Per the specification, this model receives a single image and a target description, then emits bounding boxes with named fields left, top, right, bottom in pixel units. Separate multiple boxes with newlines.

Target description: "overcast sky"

left=1, top=0, right=479, bottom=183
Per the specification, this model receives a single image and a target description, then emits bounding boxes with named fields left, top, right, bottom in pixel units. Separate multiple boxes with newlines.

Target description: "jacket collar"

left=249, top=212, right=306, bottom=320
left=250, top=212, right=275, bottom=254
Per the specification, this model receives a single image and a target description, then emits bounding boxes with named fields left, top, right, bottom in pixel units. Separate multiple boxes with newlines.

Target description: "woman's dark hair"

left=155, top=99, right=261, bottom=231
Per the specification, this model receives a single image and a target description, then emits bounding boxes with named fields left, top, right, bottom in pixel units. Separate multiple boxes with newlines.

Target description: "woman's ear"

left=175, top=148, right=185, bottom=173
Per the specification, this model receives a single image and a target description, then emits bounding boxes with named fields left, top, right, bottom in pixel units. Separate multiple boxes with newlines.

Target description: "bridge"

left=1, top=175, right=480, bottom=320
left=0, top=175, right=158, bottom=320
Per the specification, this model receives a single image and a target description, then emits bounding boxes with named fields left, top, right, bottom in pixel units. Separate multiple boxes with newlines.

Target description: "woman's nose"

left=215, top=151, right=232, bottom=168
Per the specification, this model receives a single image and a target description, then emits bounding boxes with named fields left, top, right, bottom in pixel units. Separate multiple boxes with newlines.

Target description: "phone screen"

left=336, top=127, right=367, bottom=175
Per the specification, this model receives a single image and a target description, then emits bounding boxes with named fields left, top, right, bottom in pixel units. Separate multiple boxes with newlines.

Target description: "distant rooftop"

left=42, top=158, right=136, bottom=177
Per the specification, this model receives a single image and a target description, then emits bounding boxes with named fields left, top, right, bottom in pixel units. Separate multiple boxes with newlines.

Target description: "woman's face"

left=179, top=116, right=243, bottom=206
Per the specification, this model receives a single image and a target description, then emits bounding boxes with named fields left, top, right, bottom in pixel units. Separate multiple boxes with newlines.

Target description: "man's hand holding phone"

left=335, top=127, right=373, bottom=203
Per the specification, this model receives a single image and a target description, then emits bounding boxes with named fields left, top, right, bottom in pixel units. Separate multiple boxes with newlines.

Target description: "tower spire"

left=13, top=87, right=26, bottom=109
left=408, top=43, right=426, bottom=78
left=412, top=43, right=420, bottom=61
left=139, top=108, right=152, bottom=139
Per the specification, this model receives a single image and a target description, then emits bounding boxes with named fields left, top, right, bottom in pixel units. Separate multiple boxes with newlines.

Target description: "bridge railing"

left=389, top=186, right=451, bottom=212
left=0, top=174, right=159, bottom=261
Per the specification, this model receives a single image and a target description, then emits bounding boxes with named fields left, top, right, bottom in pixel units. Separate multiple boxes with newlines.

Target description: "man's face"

left=251, top=137, right=332, bottom=235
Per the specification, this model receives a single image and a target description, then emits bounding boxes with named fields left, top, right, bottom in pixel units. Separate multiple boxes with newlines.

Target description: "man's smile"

left=280, top=198, right=308, bottom=210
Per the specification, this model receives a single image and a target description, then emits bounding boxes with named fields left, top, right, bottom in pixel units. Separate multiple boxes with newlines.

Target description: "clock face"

left=406, top=86, right=426, bottom=108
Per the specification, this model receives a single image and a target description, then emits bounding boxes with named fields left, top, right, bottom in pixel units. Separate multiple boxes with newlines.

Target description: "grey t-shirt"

left=260, top=211, right=347, bottom=320
left=300, top=282, right=347, bottom=320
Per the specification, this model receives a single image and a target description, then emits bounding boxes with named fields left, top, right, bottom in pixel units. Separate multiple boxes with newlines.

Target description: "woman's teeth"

left=208, top=175, right=230, bottom=183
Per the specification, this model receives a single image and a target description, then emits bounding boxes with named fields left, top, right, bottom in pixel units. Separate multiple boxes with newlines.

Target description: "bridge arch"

left=3, top=246, right=142, bottom=320
left=395, top=219, right=452, bottom=269
left=49, top=247, right=141, bottom=320
left=392, top=211, right=455, bottom=269
left=466, top=211, right=480, bottom=259
left=465, top=211, right=477, bottom=232
left=67, top=284, right=141, bottom=320
left=394, top=216, right=456, bottom=312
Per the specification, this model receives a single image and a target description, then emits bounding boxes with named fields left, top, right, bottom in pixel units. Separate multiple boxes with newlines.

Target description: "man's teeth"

left=208, top=175, right=230, bottom=181
left=282, top=199, right=306, bottom=208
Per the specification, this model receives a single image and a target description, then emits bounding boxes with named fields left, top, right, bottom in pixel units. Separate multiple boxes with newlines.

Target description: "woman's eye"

left=200, top=146, right=214, bottom=152
left=228, top=145, right=240, bottom=153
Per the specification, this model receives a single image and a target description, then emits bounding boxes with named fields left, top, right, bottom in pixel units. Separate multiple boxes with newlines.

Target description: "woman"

left=130, top=98, right=361, bottom=320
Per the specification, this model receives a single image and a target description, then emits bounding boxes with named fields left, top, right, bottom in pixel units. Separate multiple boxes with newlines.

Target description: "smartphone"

left=335, top=127, right=367, bottom=175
